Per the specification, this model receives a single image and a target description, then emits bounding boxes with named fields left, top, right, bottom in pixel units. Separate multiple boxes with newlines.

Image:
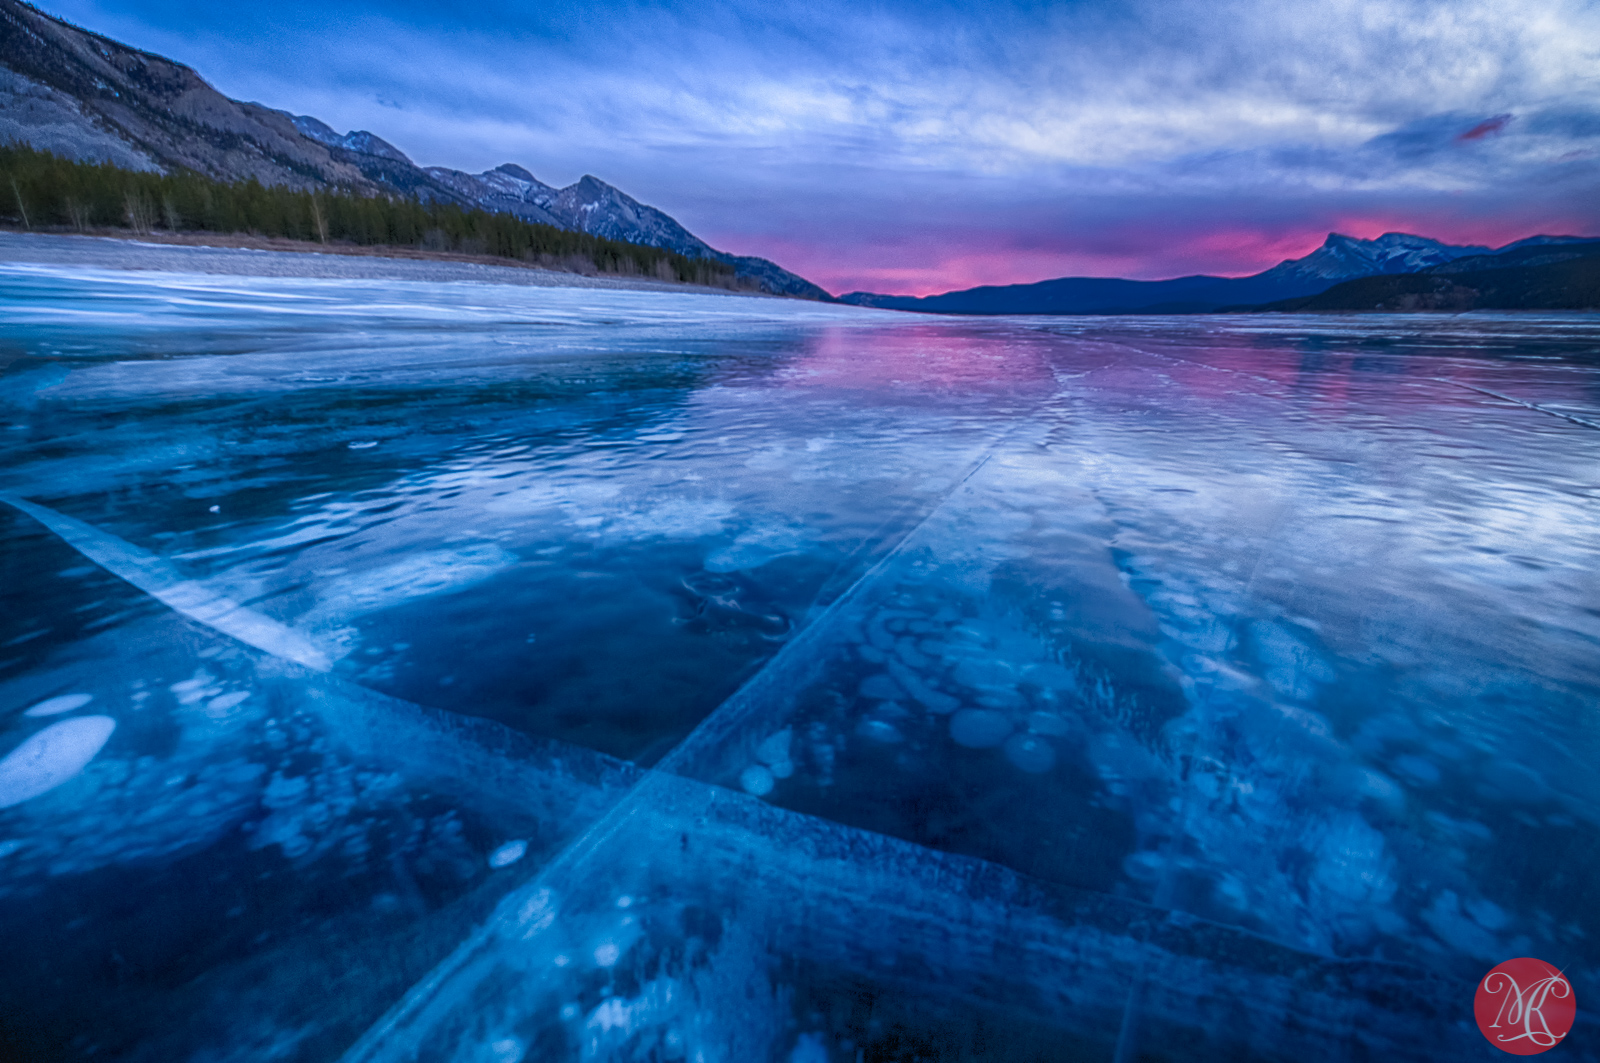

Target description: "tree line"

left=0, top=142, right=744, bottom=287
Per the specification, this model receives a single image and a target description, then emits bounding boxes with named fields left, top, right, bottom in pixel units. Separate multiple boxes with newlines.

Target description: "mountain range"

left=840, top=232, right=1600, bottom=314
left=0, top=0, right=828, bottom=297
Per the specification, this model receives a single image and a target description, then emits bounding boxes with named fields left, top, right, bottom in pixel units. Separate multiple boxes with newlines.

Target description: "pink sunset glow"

left=707, top=203, right=1600, bottom=298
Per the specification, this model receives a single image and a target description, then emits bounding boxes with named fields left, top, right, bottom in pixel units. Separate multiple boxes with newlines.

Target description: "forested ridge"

left=0, top=142, right=745, bottom=286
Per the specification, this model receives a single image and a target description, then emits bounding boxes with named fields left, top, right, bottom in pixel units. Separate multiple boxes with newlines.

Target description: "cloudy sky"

left=41, top=0, right=1600, bottom=294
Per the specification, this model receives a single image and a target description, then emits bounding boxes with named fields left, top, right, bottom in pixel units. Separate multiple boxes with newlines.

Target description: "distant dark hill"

left=1243, top=241, right=1600, bottom=312
left=840, top=232, right=1503, bottom=315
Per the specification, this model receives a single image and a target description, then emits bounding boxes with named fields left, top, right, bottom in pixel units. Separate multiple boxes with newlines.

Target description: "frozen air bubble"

left=857, top=720, right=903, bottom=744
left=593, top=941, right=621, bottom=967
left=769, top=759, right=794, bottom=779
left=755, top=728, right=792, bottom=765
left=23, top=693, right=93, bottom=717
left=348, top=440, right=378, bottom=449
left=206, top=691, right=252, bottom=715
left=949, top=709, right=1011, bottom=749
left=489, top=840, right=529, bottom=868
left=1357, top=770, right=1403, bottom=809
left=488, top=1038, right=524, bottom=1063
left=0, top=716, right=117, bottom=808
left=740, top=764, right=775, bottom=796
left=1003, top=733, right=1057, bottom=774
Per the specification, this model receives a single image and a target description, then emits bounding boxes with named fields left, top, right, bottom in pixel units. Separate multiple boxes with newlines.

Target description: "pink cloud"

left=1458, top=114, right=1513, bottom=141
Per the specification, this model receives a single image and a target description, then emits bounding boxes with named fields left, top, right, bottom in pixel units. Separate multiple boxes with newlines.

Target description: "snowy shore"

left=0, top=230, right=780, bottom=297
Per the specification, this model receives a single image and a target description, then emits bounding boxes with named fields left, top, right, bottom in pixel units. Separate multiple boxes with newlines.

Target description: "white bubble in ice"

left=740, top=764, right=775, bottom=796
left=205, top=690, right=252, bottom=716
left=489, top=840, right=529, bottom=868
left=593, top=941, right=621, bottom=967
left=755, top=728, right=792, bottom=765
left=769, top=759, right=795, bottom=779
left=856, top=720, right=904, bottom=744
left=949, top=709, right=1011, bottom=749
left=1003, top=733, right=1057, bottom=774
left=348, top=440, right=378, bottom=449
left=560, top=1003, right=579, bottom=1020
left=488, top=1037, right=524, bottom=1063
left=616, top=895, right=633, bottom=909
left=23, top=694, right=94, bottom=718
left=0, top=716, right=117, bottom=808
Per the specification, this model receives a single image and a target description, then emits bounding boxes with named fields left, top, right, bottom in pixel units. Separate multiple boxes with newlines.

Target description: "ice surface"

left=3, top=266, right=1598, bottom=1061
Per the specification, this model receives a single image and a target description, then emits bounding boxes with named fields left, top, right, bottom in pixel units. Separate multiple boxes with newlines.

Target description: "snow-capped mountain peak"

left=290, top=117, right=413, bottom=164
left=1267, top=232, right=1493, bottom=282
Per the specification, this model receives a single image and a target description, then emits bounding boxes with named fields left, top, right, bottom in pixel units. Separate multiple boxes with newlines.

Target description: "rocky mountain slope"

left=0, top=0, right=824, bottom=296
left=837, top=233, right=1585, bottom=315
left=1243, top=240, right=1600, bottom=312
left=418, top=164, right=825, bottom=297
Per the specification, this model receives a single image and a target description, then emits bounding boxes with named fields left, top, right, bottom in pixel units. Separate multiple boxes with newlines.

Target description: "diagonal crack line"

left=1433, top=377, right=1600, bottom=431
left=3, top=428, right=1013, bottom=1062
left=340, top=429, right=1015, bottom=1062
left=657, top=435, right=1005, bottom=776
left=0, top=492, right=336, bottom=671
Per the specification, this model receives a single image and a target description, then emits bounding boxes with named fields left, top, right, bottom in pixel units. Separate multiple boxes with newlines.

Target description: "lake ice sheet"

left=1, top=263, right=1598, bottom=1062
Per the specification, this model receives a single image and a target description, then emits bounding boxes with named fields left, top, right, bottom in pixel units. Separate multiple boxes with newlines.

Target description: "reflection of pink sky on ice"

left=778, top=324, right=1059, bottom=394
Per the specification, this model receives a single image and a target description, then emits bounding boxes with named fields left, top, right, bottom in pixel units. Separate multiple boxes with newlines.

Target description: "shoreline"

left=0, top=229, right=793, bottom=298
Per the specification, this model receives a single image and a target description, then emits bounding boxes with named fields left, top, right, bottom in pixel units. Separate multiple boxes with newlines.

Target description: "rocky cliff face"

left=422, top=163, right=566, bottom=228
left=0, top=0, right=388, bottom=191
left=0, top=0, right=827, bottom=297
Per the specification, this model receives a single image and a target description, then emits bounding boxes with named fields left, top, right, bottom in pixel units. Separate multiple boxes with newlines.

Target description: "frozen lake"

left=1, top=263, right=1597, bottom=1062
